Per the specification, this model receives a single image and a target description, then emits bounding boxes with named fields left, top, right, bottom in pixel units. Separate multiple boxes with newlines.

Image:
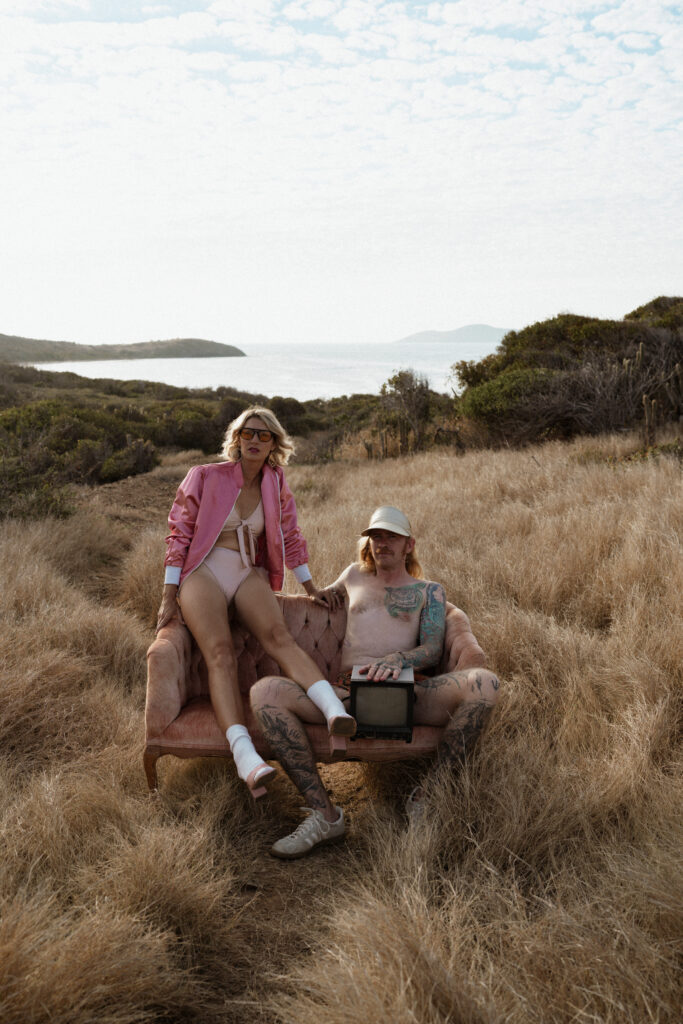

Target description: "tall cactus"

left=663, top=363, right=682, bottom=415
left=642, top=393, right=657, bottom=447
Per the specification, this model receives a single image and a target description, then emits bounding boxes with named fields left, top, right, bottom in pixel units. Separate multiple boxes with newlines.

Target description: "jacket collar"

left=227, top=459, right=277, bottom=489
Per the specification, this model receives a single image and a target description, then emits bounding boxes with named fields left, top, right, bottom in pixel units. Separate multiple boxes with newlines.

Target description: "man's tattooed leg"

left=417, top=670, right=464, bottom=692
left=254, top=702, right=330, bottom=813
left=438, top=699, right=494, bottom=769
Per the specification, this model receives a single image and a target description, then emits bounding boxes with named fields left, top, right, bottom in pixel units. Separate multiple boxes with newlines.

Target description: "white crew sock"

left=306, top=679, right=354, bottom=726
left=226, top=724, right=266, bottom=782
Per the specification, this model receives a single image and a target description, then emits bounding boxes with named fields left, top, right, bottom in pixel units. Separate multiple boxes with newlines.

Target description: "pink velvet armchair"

left=144, top=594, right=483, bottom=790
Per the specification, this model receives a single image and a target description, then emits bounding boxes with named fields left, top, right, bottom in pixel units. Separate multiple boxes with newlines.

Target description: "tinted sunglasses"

left=239, top=427, right=274, bottom=442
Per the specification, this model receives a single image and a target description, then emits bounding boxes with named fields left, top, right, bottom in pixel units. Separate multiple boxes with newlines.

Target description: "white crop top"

left=220, top=499, right=264, bottom=567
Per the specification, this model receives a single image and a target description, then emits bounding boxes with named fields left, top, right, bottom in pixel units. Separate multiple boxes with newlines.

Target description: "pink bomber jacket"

left=163, top=460, right=311, bottom=591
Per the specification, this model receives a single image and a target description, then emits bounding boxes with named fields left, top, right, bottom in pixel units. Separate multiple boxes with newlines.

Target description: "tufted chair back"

left=229, top=595, right=346, bottom=696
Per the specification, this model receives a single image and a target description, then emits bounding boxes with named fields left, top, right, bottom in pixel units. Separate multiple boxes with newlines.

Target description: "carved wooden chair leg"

left=143, top=748, right=159, bottom=791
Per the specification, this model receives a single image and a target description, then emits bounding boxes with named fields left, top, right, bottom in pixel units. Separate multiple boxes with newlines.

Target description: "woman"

left=156, top=406, right=354, bottom=798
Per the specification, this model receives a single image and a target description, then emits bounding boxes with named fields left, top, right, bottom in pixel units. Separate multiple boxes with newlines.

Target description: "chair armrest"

left=145, top=621, right=194, bottom=739
left=441, top=603, right=487, bottom=674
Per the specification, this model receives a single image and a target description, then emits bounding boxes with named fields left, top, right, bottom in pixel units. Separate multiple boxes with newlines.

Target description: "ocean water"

left=31, top=339, right=500, bottom=401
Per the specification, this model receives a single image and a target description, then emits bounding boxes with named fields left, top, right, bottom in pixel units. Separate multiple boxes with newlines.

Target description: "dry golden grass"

left=116, top=526, right=168, bottom=628
left=1, top=431, right=680, bottom=1022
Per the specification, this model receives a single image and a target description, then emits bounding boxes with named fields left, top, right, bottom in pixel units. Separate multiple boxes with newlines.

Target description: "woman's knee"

left=202, top=636, right=237, bottom=673
left=263, top=620, right=296, bottom=653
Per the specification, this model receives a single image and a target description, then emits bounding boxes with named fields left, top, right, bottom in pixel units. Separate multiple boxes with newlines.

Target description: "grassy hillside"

left=0, top=333, right=245, bottom=362
left=454, top=296, right=683, bottom=445
left=0, top=433, right=680, bottom=1022
left=0, top=366, right=260, bottom=517
left=0, top=364, right=454, bottom=518
left=3, top=294, right=682, bottom=522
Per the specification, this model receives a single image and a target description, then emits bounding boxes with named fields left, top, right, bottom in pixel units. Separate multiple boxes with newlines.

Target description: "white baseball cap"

left=361, top=506, right=412, bottom=538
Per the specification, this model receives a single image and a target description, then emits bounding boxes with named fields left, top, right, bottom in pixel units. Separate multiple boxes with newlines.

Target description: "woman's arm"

left=163, top=465, right=204, bottom=584
left=276, top=470, right=346, bottom=609
left=157, top=466, right=203, bottom=630
left=278, top=469, right=310, bottom=572
left=277, top=467, right=320, bottom=598
left=299, top=577, right=337, bottom=608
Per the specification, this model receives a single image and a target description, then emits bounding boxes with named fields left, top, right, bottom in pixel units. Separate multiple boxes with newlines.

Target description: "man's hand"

left=358, top=652, right=405, bottom=681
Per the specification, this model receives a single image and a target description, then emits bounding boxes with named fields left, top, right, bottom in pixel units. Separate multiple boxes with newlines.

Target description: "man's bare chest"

left=347, top=580, right=426, bottom=624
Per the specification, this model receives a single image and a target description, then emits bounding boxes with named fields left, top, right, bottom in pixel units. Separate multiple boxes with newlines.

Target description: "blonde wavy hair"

left=221, top=406, right=295, bottom=467
left=357, top=536, right=424, bottom=579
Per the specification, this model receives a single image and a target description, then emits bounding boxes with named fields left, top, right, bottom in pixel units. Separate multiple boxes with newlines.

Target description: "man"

left=250, top=505, right=500, bottom=859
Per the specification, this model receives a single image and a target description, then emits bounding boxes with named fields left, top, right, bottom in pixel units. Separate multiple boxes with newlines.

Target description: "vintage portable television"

left=349, top=665, right=415, bottom=742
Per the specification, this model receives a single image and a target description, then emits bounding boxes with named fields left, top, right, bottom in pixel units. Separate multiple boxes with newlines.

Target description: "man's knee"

left=249, top=674, right=293, bottom=713
left=463, top=668, right=500, bottom=707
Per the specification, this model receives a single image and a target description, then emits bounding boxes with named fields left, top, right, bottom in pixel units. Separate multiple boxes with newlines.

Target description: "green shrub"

left=60, top=438, right=110, bottom=481
left=0, top=397, right=166, bottom=517
left=0, top=481, right=74, bottom=519
left=625, top=295, right=683, bottom=329
left=454, top=298, right=683, bottom=446
left=452, top=352, right=502, bottom=390
left=146, top=403, right=221, bottom=451
left=99, top=440, right=159, bottom=483
left=216, top=396, right=250, bottom=432
left=460, top=367, right=550, bottom=427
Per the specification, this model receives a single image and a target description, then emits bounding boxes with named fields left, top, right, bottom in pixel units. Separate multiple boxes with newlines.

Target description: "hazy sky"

left=2, top=0, right=681, bottom=347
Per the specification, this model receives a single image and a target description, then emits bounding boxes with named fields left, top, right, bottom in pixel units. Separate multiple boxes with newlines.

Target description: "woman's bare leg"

left=179, top=566, right=275, bottom=796
left=234, top=573, right=355, bottom=745
left=177, top=565, right=245, bottom=734
left=233, top=572, right=328, bottom=689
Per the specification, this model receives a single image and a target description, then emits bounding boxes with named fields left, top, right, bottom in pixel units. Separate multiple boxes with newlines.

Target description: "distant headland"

left=0, top=333, right=245, bottom=363
left=395, top=324, right=510, bottom=346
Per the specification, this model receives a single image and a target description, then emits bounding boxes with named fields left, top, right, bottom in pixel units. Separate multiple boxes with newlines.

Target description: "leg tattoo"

left=255, top=703, right=329, bottom=812
left=418, top=672, right=463, bottom=692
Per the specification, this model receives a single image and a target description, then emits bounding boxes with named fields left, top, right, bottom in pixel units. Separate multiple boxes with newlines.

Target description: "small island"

left=0, top=333, right=245, bottom=363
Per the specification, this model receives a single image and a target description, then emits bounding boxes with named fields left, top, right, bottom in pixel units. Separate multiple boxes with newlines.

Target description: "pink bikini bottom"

left=186, top=546, right=268, bottom=605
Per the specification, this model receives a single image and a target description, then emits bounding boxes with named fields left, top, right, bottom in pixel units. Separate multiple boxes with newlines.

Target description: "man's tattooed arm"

left=363, top=582, right=446, bottom=679
left=399, top=581, right=446, bottom=671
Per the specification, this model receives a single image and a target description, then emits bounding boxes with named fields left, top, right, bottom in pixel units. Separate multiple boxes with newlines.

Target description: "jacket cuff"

left=164, top=565, right=182, bottom=586
left=292, top=564, right=312, bottom=583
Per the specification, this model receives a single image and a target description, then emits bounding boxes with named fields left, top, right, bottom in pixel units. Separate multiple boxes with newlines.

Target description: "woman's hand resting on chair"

left=156, top=583, right=179, bottom=633
left=301, top=580, right=344, bottom=611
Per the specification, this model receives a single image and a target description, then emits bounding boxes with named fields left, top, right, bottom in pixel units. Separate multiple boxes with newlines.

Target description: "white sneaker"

left=270, top=806, right=345, bottom=860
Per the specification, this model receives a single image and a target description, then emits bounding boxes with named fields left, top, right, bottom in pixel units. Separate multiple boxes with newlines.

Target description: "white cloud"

left=208, top=0, right=277, bottom=17
left=283, top=0, right=339, bottom=20
left=332, top=0, right=378, bottom=32
left=618, top=32, right=658, bottom=51
left=592, top=0, right=677, bottom=35
left=1, top=0, right=89, bottom=11
left=0, top=0, right=680, bottom=346
left=437, top=0, right=544, bottom=31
